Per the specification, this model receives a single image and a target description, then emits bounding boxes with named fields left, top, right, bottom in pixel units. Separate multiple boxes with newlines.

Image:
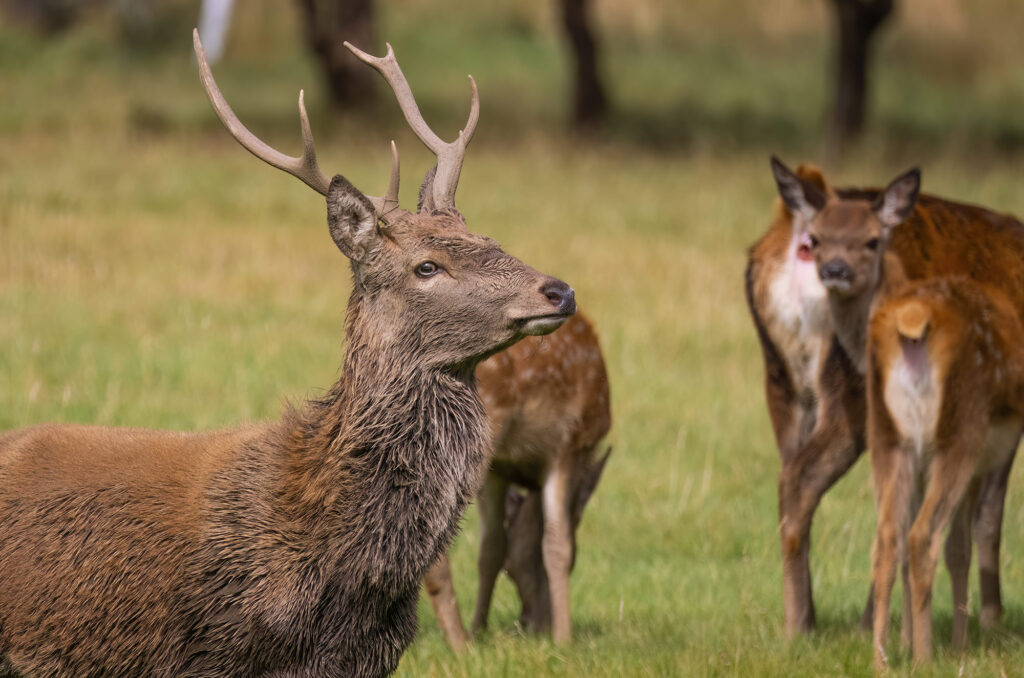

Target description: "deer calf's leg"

left=944, top=498, right=973, bottom=652
left=424, top=554, right=470, bottom=652
left=872, top=451, right=912, bottom=673
left=872, top=514, right=901, bottom=673
left=975, top=452, right=1015, bottom=628
left=909, top=469, right=974, bottom=662
left=471, top=472, right=509, bottom=634
left=542, top=468, right=574, bottom=644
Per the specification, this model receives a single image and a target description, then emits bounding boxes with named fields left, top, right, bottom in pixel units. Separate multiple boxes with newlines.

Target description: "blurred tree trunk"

left=828, top=0, right=894, bottom=151
left=0, top=0, right=81, bottom=33
left=296, top=0, right=376, bottom=107
left=560, top=0, right=607, bottom=128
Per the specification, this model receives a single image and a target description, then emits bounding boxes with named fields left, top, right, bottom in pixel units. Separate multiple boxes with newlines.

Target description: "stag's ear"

left=327, top=175, right=379, bottom=262
left=771, top=156, right=827, bottom=225
left=873, top=167, right=920, bottom=231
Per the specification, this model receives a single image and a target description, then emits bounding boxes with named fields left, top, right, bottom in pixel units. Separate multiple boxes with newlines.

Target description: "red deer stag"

left=868, top=279, right=1024, bottom=669
left=424, top=312, right=611, bottom=647
left=0, top=32, right=575, bottom=678
left=749, top=159, right=1023, bottom=637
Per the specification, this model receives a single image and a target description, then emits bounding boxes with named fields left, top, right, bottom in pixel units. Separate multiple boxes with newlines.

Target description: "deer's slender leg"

left=423, top=554, right=470, bottom=652
left=777, top=344, right=866, bottom=638
left=471, top=472, right=509, bottom=633
left=859, top=583, right=875, bottom=631
left=975, top=445, right=1017, bottom=628
left=541, top=463, right=573, bottom=644
left=900, top=484, right=923, bottom=652
left=778, top=424, right=862, bottom=637
left=871, top=441, right=912, bottom=673
left=908, top=453, right=977, bottom=663
left=944, top=490, right=975, bottom=652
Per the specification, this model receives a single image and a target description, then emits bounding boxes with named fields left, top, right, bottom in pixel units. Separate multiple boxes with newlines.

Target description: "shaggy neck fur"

left=278, top=291, right=489, bottom=589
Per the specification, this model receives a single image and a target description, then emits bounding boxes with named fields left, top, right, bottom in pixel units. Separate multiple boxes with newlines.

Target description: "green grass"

left=2, top=1, right=1024, bottom=675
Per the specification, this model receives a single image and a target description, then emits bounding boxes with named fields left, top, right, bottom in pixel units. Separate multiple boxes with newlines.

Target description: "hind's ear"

left=771, top=156, right=827, bottom=225
left=794, top=163, right=831, bottom=194
left=874, top=167, right=921, bottom=231
left=327, top=175, right=379, bottom=262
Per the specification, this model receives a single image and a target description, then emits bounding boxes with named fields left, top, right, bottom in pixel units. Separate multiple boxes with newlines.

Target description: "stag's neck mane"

left=273, top=295, right=489, bottom=588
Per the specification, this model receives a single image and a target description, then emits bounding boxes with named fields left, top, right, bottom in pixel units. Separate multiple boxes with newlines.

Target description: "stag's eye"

left=809, top=234, right=820, bottom=248
left=415, top=261, right=440, bottom=278
left=866, top=238, right=879, bottom=251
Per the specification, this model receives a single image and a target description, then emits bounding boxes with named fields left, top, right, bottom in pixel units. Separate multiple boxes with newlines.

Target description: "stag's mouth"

left=514, top=313, right=572, bottom=336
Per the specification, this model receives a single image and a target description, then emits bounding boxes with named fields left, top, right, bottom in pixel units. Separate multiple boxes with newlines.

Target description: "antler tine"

left=385, top=140, right=400, bottom=212
left=365, top=140, right=401, bottom=216
left=463, top=76, right=480, bottom=141
left=344, top=41, right=479, bottom=211
left=193, top=29, right=331, bottom=196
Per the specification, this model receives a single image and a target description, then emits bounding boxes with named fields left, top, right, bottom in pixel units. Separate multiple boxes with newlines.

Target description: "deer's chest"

left=763, top=249, right=832, bottom=399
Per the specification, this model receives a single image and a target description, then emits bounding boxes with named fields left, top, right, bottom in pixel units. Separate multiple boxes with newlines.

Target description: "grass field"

left=3, top=1, right=1024, bottom=675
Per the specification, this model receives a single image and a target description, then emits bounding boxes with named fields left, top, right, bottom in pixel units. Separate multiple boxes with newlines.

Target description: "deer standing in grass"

left=0, top=32, right=576, bottom=678
left=424, top=312, right=612, bottom=647
left=768, top=159, right=1024, bottom=663
left=750, top=158, right=1024, bottom=637
left=868, top=278, right=1024, bottom=669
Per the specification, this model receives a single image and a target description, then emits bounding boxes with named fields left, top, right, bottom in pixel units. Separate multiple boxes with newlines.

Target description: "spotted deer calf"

left=0, top=33, right=575, bottom=678
left=424, top=313, right=611, bottom=647
left=751, top=159, right=1024, bottom=637
left=868, top=279, right=1024, bottom=669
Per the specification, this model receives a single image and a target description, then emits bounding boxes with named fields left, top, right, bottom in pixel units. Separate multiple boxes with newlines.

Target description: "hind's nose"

left=819, top=258, right=853, bottom=283
left=539, top=278, right=576, bottom=316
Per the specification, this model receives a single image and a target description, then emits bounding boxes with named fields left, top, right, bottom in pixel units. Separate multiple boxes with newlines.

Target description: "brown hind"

left=0, top=32, right=575, bottom=678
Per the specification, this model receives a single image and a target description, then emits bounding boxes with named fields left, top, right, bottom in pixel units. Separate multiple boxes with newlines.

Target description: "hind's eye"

left=415, top=261, right=440, bottom=278
left=866, top=238, right=879, bottom=251
left=809, top=235, right=819, bottom=248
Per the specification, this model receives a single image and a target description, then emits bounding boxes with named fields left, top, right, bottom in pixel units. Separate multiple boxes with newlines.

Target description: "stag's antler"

left=192, top=29, right=400, bottom=217
left=344, top=42, right=479, bottom=213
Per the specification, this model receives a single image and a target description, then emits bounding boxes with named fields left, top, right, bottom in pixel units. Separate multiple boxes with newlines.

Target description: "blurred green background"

left=2, top=1, right=1024, bottom=675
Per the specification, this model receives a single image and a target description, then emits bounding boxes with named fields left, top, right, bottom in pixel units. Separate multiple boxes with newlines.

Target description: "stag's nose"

left=540, top=278, right=576, bottom=316
left=819, top=258, right=853, bottom=284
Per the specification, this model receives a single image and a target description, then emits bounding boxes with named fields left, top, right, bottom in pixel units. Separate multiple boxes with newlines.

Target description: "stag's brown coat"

left=0, top=33, right=575, bottom=678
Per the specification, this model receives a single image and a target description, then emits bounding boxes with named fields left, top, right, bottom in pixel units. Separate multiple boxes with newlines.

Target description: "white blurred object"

left=198, top=0, right=236, bottom=63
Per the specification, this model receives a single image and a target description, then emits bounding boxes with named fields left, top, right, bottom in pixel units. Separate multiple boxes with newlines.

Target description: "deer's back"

left=889, top=194, right=1024, bottom=312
